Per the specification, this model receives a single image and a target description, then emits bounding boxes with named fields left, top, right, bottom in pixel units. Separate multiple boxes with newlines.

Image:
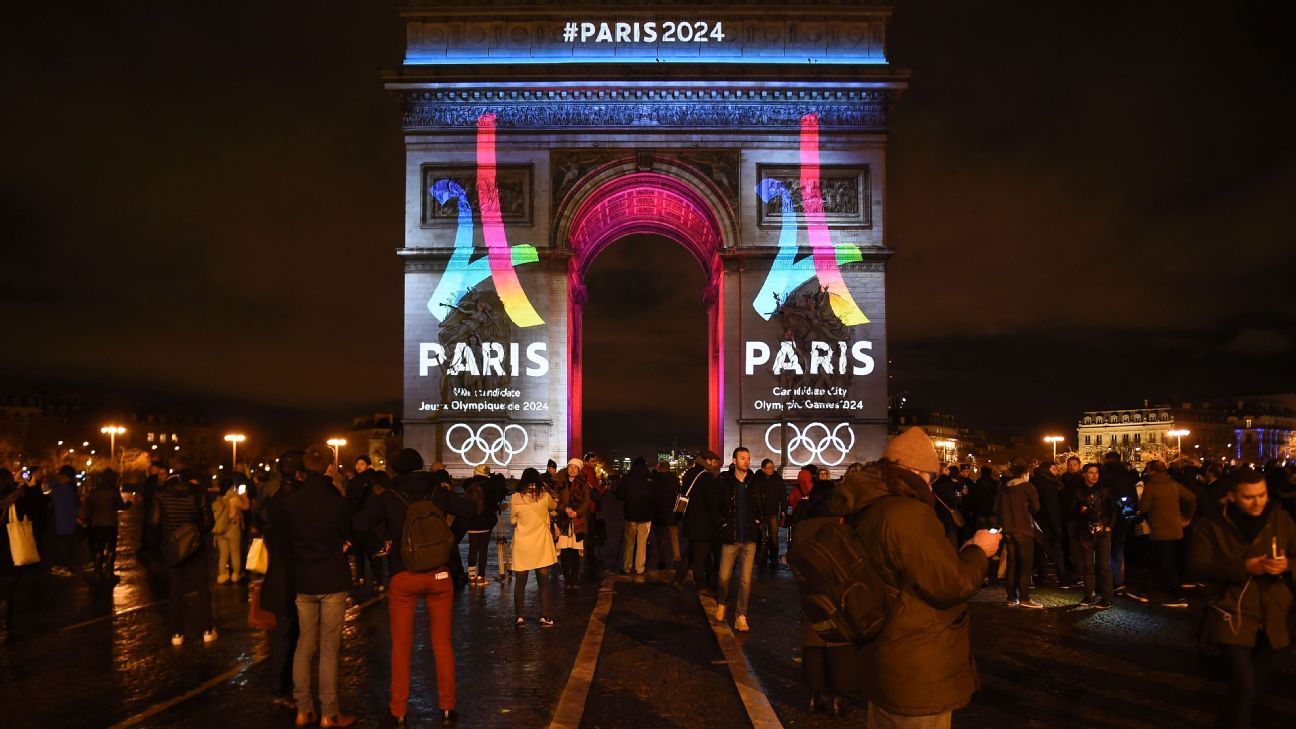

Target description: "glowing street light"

left=1044, top=435, right=1064, bottom=461
left=326, top=438, right=347, bottom=471
left=100, top=425, right=126, bottom=464
left=1167, top=429, right=1190, bottom=454
left=224, top=433, right=246, bottom=468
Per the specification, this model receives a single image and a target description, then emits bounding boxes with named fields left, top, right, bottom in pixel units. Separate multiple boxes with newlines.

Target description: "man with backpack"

left=354, top=447, right=471, bottom=727
left=284, top=444, right=357, bottom=727
left=806, top=427, right=1000, bottom=728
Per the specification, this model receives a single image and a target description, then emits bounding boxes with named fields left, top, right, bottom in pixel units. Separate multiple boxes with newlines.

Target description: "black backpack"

left=392, top=490, right=453, bottom=572
left=788, top=511, right=894, bottom=644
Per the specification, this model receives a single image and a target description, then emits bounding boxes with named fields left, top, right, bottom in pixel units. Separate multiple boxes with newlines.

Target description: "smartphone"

left=988, top=527, right=1001, bottom=534
left=238, top=484, right=247, bottom=495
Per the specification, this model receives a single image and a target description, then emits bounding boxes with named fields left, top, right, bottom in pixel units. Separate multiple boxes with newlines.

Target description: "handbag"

left=164, top=522, right=200, bottom=567
left=247, top=580, right=278, bottom=630
left=673, top=471, right=706, bottom=515
left=245, top=536, right=269, bottom=574
left=933, top=493, right=966, bottom=530
left=7, top=504, right=40, bottom=566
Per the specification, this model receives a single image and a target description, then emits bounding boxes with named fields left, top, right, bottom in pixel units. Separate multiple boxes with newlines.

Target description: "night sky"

left=3, top=2, right=1293, bottom=454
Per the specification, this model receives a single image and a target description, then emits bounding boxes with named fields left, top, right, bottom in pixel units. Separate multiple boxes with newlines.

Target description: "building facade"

left=1077, top=399, right=1296, bottom=464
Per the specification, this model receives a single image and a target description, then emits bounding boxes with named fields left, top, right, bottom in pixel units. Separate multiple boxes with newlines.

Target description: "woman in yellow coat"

left=511, top=467, right=559, bottom=627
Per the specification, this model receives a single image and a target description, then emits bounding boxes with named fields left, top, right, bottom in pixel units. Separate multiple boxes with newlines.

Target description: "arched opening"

left=581, top=235, right=708, bottom=457
left=562, top=170, right=731, bottom=456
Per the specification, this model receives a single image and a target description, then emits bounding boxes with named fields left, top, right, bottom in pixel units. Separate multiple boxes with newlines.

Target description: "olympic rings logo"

left=445, top=423, right=530, bottom=468
left=764, top=422, right=855, bottom=467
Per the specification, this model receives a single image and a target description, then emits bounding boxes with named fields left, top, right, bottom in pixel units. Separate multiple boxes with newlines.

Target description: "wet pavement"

left=4, top=509, right=1295, bottom=728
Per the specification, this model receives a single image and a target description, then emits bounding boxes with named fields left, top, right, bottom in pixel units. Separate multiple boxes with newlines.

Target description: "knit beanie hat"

left=473, top=464, right=491, bottom=476
left=567, top=457, right=584, bottom=470
left=391, top=448, right=425, bottom=475
left=882, top=427, right=941, bottom=475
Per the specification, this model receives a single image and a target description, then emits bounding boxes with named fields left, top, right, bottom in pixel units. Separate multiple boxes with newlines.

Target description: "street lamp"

left=224, top=433, right=246, bottom=468
left=1044, top=435, right=1064, bottom=462
left=326, top=438, right=347, bottom=472
left=1167, top=429, right=1190, bottom=454
left=100, top=425, right=126, bottom=466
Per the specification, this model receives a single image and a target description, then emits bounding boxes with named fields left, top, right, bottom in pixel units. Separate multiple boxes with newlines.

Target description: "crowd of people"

left=1, top=429, right=1294, bottom=728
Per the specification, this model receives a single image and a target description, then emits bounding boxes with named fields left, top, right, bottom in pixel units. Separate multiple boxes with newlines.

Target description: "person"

left=1100, top=453, right=1139, bottom=589
left=1030, top=463, right=1072, bottom=587
left=83, top=468, right=130, bottom=583
left=1129, top=460, right=1197, bottom=608
left=212, top=478, right=249, bottom=584
left=344, top=455, right=385, bottom=588
left=463, top=470, right=498, bottom=587
left=796, top=470, right=857, bottom=715
left=650, top=460, right=681, bottom=570
left=1, top=469, right=35, bottom=641
left=138, top=460, right=167, bottom=568
left=581, top=454, right=608, bottom=580
left=261, top=451, right=304, bottom=710
left=931, top=465, right=965, bottom=549
left=151, top=469, right=216, bottom=645
left=284, top=443, right=357, bottom=727
left=1058, top=456, right=1085, bottom=580
left=48, top=466, right=80, bottom=577
left=1072, top=463, right=1115, bottom=608
left=672, top=450, right=721, bottom=592
left=354, top=447, right=471, bottom=727
left=786, top=464, right=817, bottom=554
left=995, top=462, right=1042, bottom=609
left=832, top=427, right=1001, bottom=728
left=509, top=467, right=557, bottom=627
left=753, top=459, right=785, bottom=569
left=488, top=472, right=512, bottom=581
left=554, top=458, right=590, bottom=591
left=714, top=447, right=761, bottom=632
left=1189, top=468, right=1295, bottom=729
left=616, top=458, right=655, bottom=577
left=967, top=465, right=999, bottom=533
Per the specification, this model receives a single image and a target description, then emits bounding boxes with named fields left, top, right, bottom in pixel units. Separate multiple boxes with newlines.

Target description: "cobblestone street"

left=2, top=511, right=1294, bottom=728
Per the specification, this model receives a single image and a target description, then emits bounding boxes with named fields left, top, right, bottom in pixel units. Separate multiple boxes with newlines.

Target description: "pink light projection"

left=476, top=113, right=544, bottom=328
left=799, top=113, right=870, bottom=326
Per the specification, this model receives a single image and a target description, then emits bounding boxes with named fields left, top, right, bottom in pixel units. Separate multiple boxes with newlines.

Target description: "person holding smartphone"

left=1189, top=468, right=1295, bottom=729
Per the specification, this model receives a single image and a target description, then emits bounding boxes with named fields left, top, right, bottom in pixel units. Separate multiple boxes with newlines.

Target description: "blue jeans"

left=293, top=591, right=348, bottom=716
left=717, top=542, right=756, bottom=616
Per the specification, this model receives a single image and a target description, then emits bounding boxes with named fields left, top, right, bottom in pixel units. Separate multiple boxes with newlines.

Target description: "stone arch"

left=555, top=165, right=735, bottom=455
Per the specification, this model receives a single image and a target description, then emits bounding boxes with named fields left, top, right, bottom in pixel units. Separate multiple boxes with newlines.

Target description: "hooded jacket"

left=830, top=461, right=988, bottom=716
left=994, top=476, right=1040, bottom=538
left=1138, top=471, right=1197, bottom=541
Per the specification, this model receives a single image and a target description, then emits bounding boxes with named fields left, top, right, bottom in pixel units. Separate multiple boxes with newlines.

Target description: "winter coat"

left=994, top=477, right=1040, bottom=538
left=556, top=472, right=591, bottom=537
left=752, top=470, right=785, bottom=518
left=261, top=477, right=298, bottom=617
left=353, top=471, right=471, bottom=577
left=830, top=461, right=988, bottom=716
left=1029, top=468, right=1064, bottom=534
left=50, top=477, right=80, bottom=536
left=84, top=482, right=129, bottom=528
left=150, top=478, right=214, bottom=544
left=1100, top=463, right=1139, bottom=533
left=716, top=466, right=762, bottom=545
left=678, top=464, right=719, bottom=542
left=616, top=465, right=656, bottom=523
left=1072, top=482, right=1117, bottom=542
left=283, top=474, right=353, bottom=595
left=345, top=469, right=382, bottom=516
left=509, top=489, right=558, bottom=572
left=1138, top=471, right=1197, bottom=541
left=967, top=475, right=998, bottom=519
left=651, top=470, right=680, bottom=524
left=788, top=470, right=814, bottom=510
left=1189, top=501, right=1296, bottom=649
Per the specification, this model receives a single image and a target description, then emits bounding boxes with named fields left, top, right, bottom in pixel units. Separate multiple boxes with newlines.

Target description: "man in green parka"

left=831, top=427, right=1002, bottom=728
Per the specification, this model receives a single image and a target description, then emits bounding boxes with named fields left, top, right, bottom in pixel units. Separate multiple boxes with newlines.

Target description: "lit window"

left=159, top=433, right=167, bottom=443
left=147, top=432, right=155, bottom=442
left=172, top=433, right=179, bottom=443
left=1134, top=433, right=1141, bottom=443
left=1084, top=435, right=1091, bottom=445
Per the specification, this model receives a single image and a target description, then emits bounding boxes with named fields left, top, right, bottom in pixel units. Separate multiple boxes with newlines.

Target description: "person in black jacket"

left=1072, top=463, right=1116, bottom=608
left=1100, top=453, right=1140, bottom=589
left=261, top=451, right=304, bottom=709
left=752, top=459, right=785, bottom=569
left=354, top=448, right=471, bottom=727
left=344, top=455, right=384, bottom=589
left=284, top=444, right=357, bottom=727
left=150, top=469, right=215, bottom=645
left=84, top=468, right=130, bottom=583
left=1, top=469, right=36, bottom=641
left=650, top=461, right=681, bottom=570
left=1030, top=463, right=1072, bottom=587
left=616, top=459, right=656, bottom=576
left=714, top=447, right=762, bottom=632
left=672, top=450, right=721, bottom=592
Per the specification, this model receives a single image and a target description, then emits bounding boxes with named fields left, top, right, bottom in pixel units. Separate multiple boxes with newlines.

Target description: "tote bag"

left=245, top=537, right=269, bottom=574
left=7, top=504, right=41, bottom=566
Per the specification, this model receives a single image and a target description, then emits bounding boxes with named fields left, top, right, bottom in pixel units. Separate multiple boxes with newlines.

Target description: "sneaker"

left=515, top=617, right=525, bottom=627
left=714, top=604, right=727, bottom=622
left=1125, top=591, right=1150, bottom=603
left=1179, top=582, right=1199, bottom=590
left=539, top=617, right=555, bottom=628
left=216, top=574, right=229, bottom=584
left=170, top=633, right=184, bottom=646
left=1094, top=599, right=1113, bottom=610
left=1079, top=595, right=1098, bottom=606
left=1006, top=599, right=1020, bottom=608
left=734, top=615, right=749, bottom=632
left=1019, top=599, right=1045, bottom=610
left=202, top=629, right=218, bottom=644
left=1161, top=597, right=1189, bottom=608
left=320, top=714, right=357, bottom=728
